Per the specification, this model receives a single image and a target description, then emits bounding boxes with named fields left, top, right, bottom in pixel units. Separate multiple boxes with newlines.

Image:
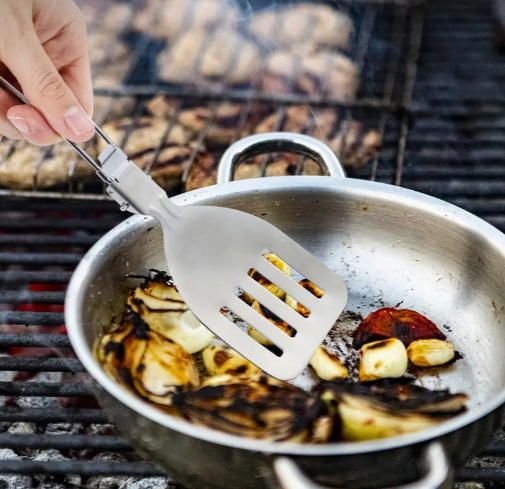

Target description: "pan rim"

left=66, top=176, right=505, bottom=456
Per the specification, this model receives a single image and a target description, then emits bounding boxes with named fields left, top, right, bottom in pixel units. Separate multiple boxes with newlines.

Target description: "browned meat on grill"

left=97, top=117, right=196, bottom=189
left=261, top=50, right=358, bottom=102
left=0, top=140, right=94, bottom=190
left=158, top=28, right=261, bottom=87
left=255, top=106, right=381, bottom=168
left=134, top=0, right=239, bottom=41
left=250, top=4, right=353, bottom=52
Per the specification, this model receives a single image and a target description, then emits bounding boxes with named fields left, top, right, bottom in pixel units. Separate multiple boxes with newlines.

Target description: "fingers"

left=0, top=11, right=94, bottom=143
left=7, top=104, right=61, bottom=146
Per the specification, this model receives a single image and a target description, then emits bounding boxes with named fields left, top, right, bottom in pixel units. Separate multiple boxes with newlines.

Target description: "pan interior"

left=76, top=178, right=505, bottom=423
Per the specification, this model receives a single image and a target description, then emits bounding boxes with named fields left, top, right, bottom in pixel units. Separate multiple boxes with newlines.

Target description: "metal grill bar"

left=0, top=292, right=66, bottom=304
left=456, top=468, right=505, bottom=483
left=0, top=434, right=130, bottom=450
left=0, top=460, right=164, bottom=477
left=0, top=234, right=100, bottom=246
left=0, top=312, right=64, bottom=325
left=0, top=271, right=73, bottom=284
left=0, top=218, right=122, bottom=231
left=0, top=382, right=93, bottom=397
left=0, top=333, right=71, bottom=348
left=0, top=253, right=82, bottom=265
left=0, top=357, right=84, bottom=372
left=0, top=407, right=107, bottom=423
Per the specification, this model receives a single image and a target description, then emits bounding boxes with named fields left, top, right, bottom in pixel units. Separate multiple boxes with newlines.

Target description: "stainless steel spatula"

left=0, top=77, right=348, bottom=380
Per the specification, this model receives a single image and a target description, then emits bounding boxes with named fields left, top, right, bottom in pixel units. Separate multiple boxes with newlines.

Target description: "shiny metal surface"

left=66, top=160, right=505, bottom=487
left=216, top=132, right=346, bottom=184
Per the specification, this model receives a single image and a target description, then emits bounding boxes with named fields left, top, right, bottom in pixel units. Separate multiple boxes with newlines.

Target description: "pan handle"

left=273, top=442, right=452, bottom=489
left=216, top=133, right=346, bottom=185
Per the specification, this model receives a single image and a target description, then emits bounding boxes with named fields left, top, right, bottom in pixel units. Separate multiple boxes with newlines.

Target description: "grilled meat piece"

left=173, top=374, right=326, bottom=441
left=0, top=140, right=94, bottom=190
left=250, top=4, right=353, bottom=52
left=255, top=106, right=381, bottom=168
left=134, top=0, right=239, bottom=41
left=261, top=50, right=358, bottom=102
left=158, top=28, right=261, bottom=87
left=353, top=308, right=447, bottom=349
left=316, top=378, right=468, bottom=414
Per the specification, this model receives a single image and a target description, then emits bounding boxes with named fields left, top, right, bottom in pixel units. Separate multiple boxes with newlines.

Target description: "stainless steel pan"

left=66, top=133, right=505, bottom=489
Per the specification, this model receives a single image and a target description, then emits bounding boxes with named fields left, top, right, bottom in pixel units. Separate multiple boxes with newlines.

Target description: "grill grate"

left=0, top=0, right=423, bottom=199
left=0, top=0, right=505, bottom=487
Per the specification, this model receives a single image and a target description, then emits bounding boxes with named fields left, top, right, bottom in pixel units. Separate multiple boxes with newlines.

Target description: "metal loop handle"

left=273, top=443, right=452, bottom=489
left=216, top=133, right=346, bottom=185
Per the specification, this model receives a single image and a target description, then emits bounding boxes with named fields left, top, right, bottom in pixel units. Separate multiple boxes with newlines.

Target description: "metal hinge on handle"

left=0, top=76, right=165, bottom=216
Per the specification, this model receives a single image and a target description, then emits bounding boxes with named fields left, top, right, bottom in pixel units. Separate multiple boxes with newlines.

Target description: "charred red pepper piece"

left=352, top=308, right=446, bottom=349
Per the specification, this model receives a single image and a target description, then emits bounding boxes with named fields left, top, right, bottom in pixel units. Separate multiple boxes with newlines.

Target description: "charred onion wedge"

left=202, top=344, right=261, bottom=377
left=286, top=279, right=324, bottom=317
left=127, top=276, right=214, bottom=354
left=247, top=301, right=295, bottom=346
left=242, top=253, right=291, bottom=304
left=310, top=346, right=348, bottom=380
left=353, top=308, right=446, bottom=349
left=94, top=316, right=199, bottom=405
left=359, top=338, right=408, bottom=381
left=329, top=392, right=442, bottom=441
left=315, top=378, right=469, bottom=414
left=172, top=374, right=326, bottom=441
left=407, top=339, right=455, bottom=367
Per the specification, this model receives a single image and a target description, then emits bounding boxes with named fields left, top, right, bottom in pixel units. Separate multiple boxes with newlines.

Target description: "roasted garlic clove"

left=173, top=374, right=325, bottom=441
left=243, top=252, right=291, bottom=304
left=247, top=300, right=294, bottom=346
left=130, top=332, right=199, bottom=405
left=310, top=346, right=348, bottom=380
left=128, top=284, right=214, bottom=354
left=353, top=308, right=446, bottom=349
left=359, top=338, right=408, bottom=381
left=286, top=279, right=324, bottom=317
left=336, top=393, right=442, bottom=441
left=202, top=344, right=261, bottom=377
left=407, top=339, right=455, bottom=367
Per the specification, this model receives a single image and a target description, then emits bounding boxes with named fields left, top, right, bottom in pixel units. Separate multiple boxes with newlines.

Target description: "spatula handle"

left=216, top=133, right=346, bottom=185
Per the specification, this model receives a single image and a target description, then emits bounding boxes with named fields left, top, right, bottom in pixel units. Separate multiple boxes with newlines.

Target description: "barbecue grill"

left=0, top=0, right=504, bottom=487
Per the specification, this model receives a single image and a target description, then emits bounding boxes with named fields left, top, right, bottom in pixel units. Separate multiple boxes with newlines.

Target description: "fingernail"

left=64, top=106, right=94, bottom=135
left=7, top=116, right=31, bottom=134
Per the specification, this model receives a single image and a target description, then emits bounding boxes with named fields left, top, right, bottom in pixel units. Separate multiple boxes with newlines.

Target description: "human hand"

left=0, top=0, right=94, bottom=146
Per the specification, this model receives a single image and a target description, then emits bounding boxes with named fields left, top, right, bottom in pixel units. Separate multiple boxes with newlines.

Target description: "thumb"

left=0, top=27, right=94, bottom=142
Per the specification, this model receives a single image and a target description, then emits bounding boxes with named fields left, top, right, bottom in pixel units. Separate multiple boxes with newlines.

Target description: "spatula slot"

left=220, top=306, right=284, bottom=358
left=261, top=248, right=326, bottom=298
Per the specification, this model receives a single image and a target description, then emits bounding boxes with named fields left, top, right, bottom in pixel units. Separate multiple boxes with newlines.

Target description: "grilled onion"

left=243, top=253, right=291, bottom=304
left=407, top=339, right=455, bottom=367
left=286, top=279, right=324, bottom=317
left=202, top=344, right=261, bottom=377
left=310, top=346, right=348, bottom=380
left=331, top=392, right=442, bottom=441
left=173, top=374, right=325, bottom=441
left=94, top=316, right=199, bottom=405
left=247, top=301, right=295, bottom=346
left=128, top=280, right=214, bottom=354
left=359, top=338, right=408, bottom=381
